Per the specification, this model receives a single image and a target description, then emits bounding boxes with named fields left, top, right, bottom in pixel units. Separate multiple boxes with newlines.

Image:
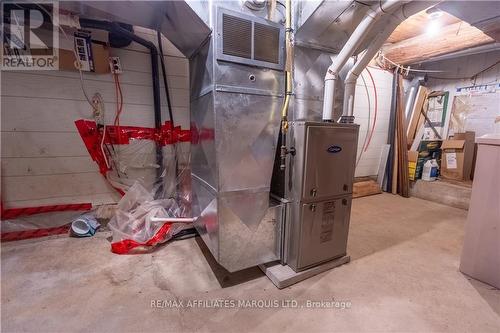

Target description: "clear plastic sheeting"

left=74, top=119, right=192, bottom=199
left=108, top=182, right=193, bottom=254
left=449, top=91, right=500, bottom=138
left=1, top=205, right=95, bottom=242
left=1, top=210, right=88, bottom=233
left=105, top=139, right=179, bottom=197
left=73, top=119, right=194, bottom=253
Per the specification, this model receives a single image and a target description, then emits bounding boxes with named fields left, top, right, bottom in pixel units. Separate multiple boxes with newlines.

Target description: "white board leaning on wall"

left=448, top=83, right=500, bottom=138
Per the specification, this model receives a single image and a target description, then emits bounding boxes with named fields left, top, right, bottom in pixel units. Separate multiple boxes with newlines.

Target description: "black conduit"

left=157, top=29, right=174, bottom=126
left=79, top=18, right=164, bottom=183
left=156, top=29, right=179, bottom=196
left=111, top=23, right=162, bottom=130
left=79, top=18, right=162, bottom=130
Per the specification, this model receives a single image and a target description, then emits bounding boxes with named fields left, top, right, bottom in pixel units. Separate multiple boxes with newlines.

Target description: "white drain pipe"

left=150, top=216, right=198, bottom=223
left=343, top=1, right=440, bottom=119
left=322, top=0, right=404, bottom=121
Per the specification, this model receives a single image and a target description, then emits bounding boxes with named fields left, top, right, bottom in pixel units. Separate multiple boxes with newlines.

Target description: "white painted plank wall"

left=353, top=67, right=394, bottom=177
left=420, top=50, right=500, bottom=138
left=351, top=51, right=500, bottom=178
left=1, top=28, right=189, bottom=208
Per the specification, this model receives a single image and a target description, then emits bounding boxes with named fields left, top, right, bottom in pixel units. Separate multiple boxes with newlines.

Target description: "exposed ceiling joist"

left=437, top=0, right=500, bottom=41
left=386, top=10, right=461, bottom=44
left=382, top=21, right=495, bottom=65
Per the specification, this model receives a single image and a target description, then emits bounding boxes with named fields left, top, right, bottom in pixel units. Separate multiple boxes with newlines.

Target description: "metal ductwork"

left=60, top=1, right=212, bottom=58
left=188, top=3, right=286, bottom=272
left=60, top=0, right=408, bottom=281
left=61, top=1, right=286, bottom=272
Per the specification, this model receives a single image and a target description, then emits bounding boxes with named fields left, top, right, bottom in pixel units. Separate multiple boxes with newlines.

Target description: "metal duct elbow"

left=322, top=0, right=404, bottom=121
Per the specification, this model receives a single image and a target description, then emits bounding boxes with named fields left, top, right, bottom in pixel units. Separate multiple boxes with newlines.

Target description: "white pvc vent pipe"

left=342, top=0, right=440, bottom=119
left=149, top=216, right=198, bottom=223
left=322, top=0, right=403, bottom=121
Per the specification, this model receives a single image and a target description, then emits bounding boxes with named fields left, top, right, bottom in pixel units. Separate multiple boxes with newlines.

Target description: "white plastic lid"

left=71, top=219, right=90, bottom=235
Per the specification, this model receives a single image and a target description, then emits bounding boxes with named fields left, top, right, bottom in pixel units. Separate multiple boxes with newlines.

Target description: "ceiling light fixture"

left=426, top=7, right=443, bottom=20
left=426, top=20, right=441, bottom=37
left=425, top=7, right=442, bottom=36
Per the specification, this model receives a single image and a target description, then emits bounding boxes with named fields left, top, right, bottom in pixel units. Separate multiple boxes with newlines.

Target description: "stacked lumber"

left=353, top=180, right=382, bottom=198
left=384, top=72, right=410, bottom=197
left=406, top=86, right=428, bottom=149
left=395, top=74, right=409, bottom=197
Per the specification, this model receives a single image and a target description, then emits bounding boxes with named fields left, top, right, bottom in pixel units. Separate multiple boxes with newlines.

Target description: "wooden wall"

left=1, top=27, right=190, bottom=208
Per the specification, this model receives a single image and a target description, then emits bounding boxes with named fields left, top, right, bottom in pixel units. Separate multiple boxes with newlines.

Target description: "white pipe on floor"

left=149, top=217, right=198, bottom=223
left=342, top=1, right=440, bottom=119
left=322, top=0, right=404, bottom=121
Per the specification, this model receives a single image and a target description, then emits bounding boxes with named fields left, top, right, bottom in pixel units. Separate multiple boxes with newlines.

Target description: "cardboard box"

left=454, top=131, right=476, bottom=181
left=441, top=131, right=475, bottom=181
left=59, top=43, right=110, bottom=74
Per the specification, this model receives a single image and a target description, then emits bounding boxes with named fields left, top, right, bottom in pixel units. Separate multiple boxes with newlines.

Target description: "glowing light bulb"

left=426, top=20, right=441, bottom=37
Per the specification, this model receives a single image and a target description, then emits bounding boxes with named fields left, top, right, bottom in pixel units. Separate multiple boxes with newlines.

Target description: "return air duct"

left=217, top=9, right=284, bottom=70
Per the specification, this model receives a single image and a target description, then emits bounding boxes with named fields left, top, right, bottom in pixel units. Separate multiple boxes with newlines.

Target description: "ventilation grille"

left=254, top=23, right=280, bottom=64
left=219, top=10, right=283, bottom=69
left=222, top=14, right=252, bottom=59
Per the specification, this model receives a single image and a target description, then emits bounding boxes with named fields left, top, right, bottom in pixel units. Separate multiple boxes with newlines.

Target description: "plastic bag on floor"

left=108, top=182, right=192, bottom=254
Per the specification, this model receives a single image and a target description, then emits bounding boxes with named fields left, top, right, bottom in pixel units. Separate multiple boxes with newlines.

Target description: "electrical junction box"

left=285, top=121, right=359, bottom=271
left=74, top=30, right=94, bottom=72
left=109, top=57, right=123, bottom=74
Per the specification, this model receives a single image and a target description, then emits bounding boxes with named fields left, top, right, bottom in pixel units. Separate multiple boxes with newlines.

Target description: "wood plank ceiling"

left=382, top=9, right=496, bottom=65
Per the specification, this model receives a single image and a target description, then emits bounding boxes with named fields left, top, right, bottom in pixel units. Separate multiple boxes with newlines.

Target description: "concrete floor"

left=2, top=194, right=499, bottom=332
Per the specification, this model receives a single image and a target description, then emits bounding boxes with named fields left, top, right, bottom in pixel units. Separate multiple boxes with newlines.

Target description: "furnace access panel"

left=286, top=121, right=359, bottom=271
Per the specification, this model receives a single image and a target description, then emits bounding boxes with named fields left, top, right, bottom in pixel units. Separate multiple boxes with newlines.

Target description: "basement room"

left=1, top=0, right=499, bottom=332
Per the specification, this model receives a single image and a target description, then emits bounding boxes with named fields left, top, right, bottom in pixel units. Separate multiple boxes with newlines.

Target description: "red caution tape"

left=75, top=119, right=191, bottom=146
left=75, top=119, right=192, bottom=177
left=1, top=203, right=92, bottom=220
left=1, top=225, right=71, bottom=242
left=110, top=222, right=173, bottom=254
left=1, top=203, right=92, bottom=241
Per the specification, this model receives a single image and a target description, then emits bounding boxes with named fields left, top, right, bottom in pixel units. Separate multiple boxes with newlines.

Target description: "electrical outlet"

left=109, top=57, right=123, bottom=74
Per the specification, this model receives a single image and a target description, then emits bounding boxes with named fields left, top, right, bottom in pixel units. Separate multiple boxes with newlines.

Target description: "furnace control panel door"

left=302, top=126, right=357, bottom=201
left=298, top=198, right=351, bottom=269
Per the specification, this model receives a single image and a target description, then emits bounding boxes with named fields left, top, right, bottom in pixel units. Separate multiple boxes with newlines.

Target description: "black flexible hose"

left=157, top=29, right=175, bottom=126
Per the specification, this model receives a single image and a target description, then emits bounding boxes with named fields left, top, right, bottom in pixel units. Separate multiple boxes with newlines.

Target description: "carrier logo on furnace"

left=327, top=145, right=342, bottom=154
